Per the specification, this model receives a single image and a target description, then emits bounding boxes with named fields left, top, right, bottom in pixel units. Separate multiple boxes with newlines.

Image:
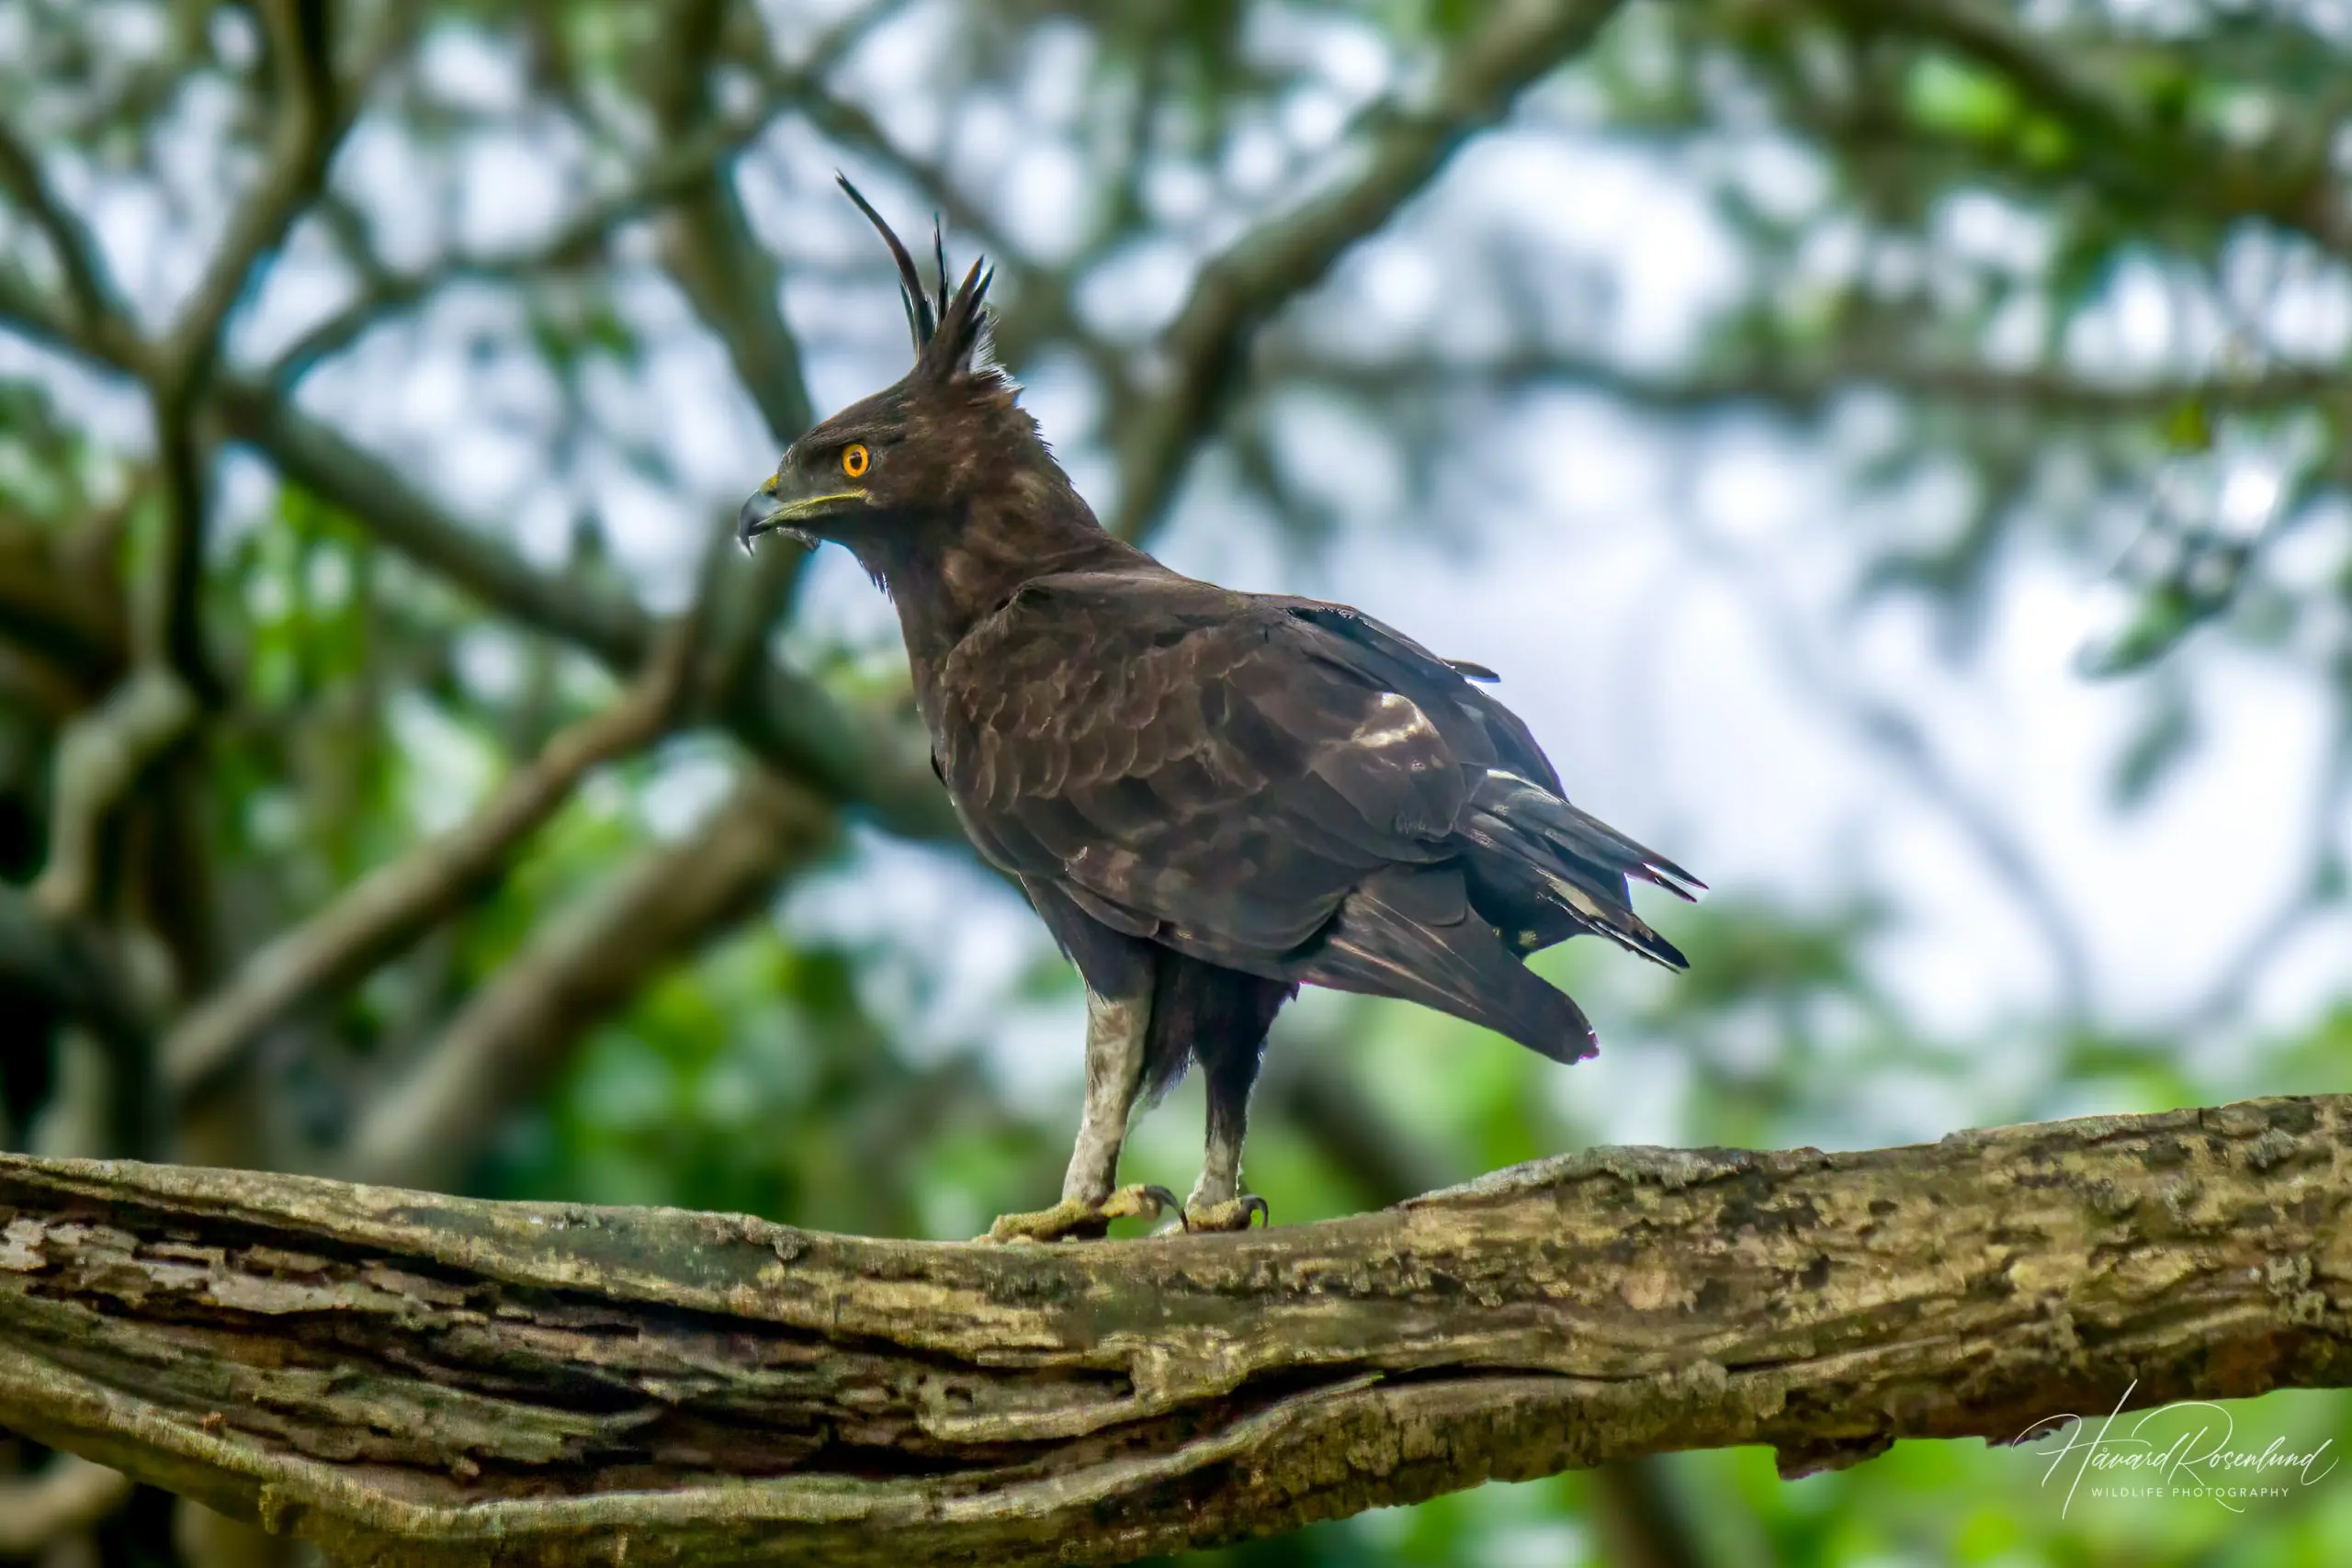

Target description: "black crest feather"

left=836, top=174, right=992, bottom=382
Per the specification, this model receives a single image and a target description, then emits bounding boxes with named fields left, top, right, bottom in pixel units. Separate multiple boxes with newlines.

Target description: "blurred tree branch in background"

left=1101, top=0, right=1629, bottom=541
left=7, top=1094, right=2352, bottom=1563
left=337, top=768, right=832, bottom=1193
left=0, top=1453, right=134, bottom=1560
left=162, top=527, right=718, bottom=1103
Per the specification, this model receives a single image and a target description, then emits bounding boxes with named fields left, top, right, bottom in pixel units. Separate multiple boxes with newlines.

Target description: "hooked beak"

left=735, top=474, right=870, bottom=554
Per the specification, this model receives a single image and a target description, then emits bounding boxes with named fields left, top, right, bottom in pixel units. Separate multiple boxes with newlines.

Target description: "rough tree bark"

left=4, top=1093, right=2350, bottom=1566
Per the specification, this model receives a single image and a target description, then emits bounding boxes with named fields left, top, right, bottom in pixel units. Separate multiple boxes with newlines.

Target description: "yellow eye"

left=842, top=443, right=869, bottom=479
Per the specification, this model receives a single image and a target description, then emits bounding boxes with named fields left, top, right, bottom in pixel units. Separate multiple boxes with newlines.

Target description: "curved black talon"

left=1139, top=1184, right=1182, bottom=1218
left=1176, top=1193, right=1272, bottom=1233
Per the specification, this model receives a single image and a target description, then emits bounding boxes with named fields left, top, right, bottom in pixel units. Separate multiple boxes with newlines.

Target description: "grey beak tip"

left=736, top=490, right=781, bottom=554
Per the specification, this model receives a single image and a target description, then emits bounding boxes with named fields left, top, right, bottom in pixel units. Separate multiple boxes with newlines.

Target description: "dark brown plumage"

left=740, top=178, right=1701, bottom=1238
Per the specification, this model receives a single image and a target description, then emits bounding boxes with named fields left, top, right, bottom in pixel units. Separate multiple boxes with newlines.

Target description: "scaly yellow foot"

left=981, top=1183, right=1179, bottom=1243
left=1181, top=1194, right=1270, bottom=1233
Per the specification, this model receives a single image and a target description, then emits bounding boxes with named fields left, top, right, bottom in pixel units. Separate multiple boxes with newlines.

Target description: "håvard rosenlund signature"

left=2017, top=1381, right=2337, bottom=1517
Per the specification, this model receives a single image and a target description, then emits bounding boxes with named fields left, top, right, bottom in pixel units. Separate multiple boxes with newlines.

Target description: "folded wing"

left=935, top=569, right=1698, bottom=1060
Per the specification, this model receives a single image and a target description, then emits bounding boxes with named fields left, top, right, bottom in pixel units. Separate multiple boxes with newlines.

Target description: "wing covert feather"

left=935, top=572, right=1463, bottom=965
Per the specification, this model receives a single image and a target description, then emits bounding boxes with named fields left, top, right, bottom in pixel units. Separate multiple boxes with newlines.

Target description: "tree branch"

left=643, top=0, right=808, bottom=449
left=1270, top=344, right=2351, bottom=421
left=5, top=1094, right=2350, bottom=1564
left=156, top=0, right=339, bottom=389
left=271, top=57, right=811, bottom=391
left=334, top=767, right=833, bottom=1192
left=207, top=378, right=956, bottom=840
left=632, top=0, right=827, bottom=706
left=30, top=666, right=198, bottom=921
left=1270, top=1045, right=1724, bottom=1568
left=0, top=498, right=133, bottom=707
left=145, top=0, right=345, bottom=698
left=214, top=378, right=647, bottom=663
left=1106, top=0, right=1628, bottom=540
left=0, top=886, right=159, bottom=1162
left=160, top=620, right=703, bottom=1102
left=0, top=1452, right=134, bottom=1558
left=1862, top=0, right=2352, bottom=255
left=0, top=117, right=133, bottom=357
left=0, top=886, right=152, bottom=1072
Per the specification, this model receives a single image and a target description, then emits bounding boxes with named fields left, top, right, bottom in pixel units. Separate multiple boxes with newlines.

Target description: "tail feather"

left=1538, top=870, right=1689, bottom=968
left=1292, top=866, right=1597, bottom=1063
left=1460, top=771, right=1699, bottom=970
left=1504, top=779, right=1704, bottom=901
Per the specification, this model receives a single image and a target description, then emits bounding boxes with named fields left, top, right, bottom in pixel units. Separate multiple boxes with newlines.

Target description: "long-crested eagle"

left=739, top=179, right=1702, bottom=1239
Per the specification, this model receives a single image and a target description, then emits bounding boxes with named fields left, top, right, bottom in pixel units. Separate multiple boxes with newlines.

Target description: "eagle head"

left=738, top=177, right=1032, bottom=556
